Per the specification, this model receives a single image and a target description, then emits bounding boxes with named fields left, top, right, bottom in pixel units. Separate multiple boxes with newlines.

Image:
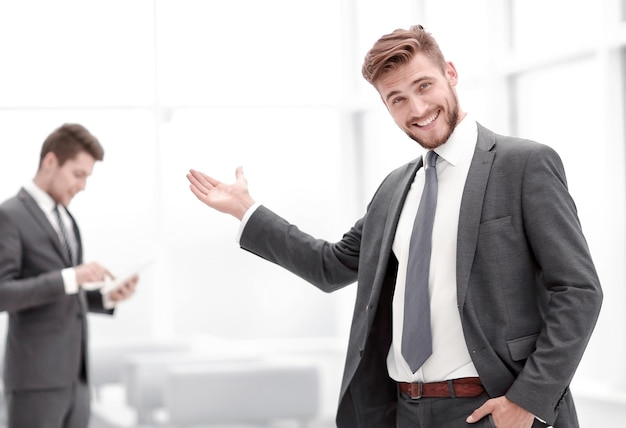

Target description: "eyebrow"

left=384, top=76, right=433, bottom=103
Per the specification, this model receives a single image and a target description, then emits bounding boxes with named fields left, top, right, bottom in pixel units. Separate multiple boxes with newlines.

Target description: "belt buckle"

left=408, top=382, right=423, bottom=399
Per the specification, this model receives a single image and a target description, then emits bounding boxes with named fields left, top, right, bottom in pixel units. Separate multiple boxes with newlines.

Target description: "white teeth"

left=416, top=111, right=439, bottom=127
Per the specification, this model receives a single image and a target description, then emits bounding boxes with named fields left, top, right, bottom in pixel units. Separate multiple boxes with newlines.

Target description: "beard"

left=405, top=90, right=460, bottom=150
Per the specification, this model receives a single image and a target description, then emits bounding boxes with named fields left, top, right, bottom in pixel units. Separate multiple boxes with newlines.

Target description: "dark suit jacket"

left=239, top=123, right=603, bottom=427
left=0, top=188, right=112, bottom=392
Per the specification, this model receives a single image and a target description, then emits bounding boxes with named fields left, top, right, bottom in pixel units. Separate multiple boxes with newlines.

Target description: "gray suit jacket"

left=0, top=188, right=112, bottom=392
left=239, top=123, right=603, bottom=427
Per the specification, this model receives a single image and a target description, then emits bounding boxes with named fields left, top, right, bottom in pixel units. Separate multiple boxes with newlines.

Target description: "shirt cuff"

left=102, top=292, right=117, bottom=310
left=62, top=267, right=79, bottom=294
left=236, top=202, right=261, bottom=244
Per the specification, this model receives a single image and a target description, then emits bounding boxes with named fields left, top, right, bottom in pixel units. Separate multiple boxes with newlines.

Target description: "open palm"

left=187, top=166, right=255, bottom=219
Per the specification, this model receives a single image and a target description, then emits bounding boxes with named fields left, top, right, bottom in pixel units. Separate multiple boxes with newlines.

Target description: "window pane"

left=511, top=0, right=602, bottom=56
left=157, top=107, right=352, bottom=338
left=156, top=0, right=343, bottom=106
left=623, top=47, right=626, bottom=138
left=0, top=0, right=155, bottom=107
left=423, top=0, right=491, bottom=78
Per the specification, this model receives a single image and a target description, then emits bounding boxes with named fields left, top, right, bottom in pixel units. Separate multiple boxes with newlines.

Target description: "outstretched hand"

left=186, top=166, right=255, bottom=220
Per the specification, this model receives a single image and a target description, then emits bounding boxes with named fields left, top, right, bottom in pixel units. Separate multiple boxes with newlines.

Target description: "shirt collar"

left=432, top=113, right=477, bottom=167
left=23, top=180, right=58, bottom=214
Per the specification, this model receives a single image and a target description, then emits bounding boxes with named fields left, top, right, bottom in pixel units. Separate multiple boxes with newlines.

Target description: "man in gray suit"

left=0, top=123, right=138, bottom=428
left=186, top=25, right=602, bottom=427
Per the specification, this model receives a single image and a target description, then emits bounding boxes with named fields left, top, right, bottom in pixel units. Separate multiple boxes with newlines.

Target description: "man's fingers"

left=199, top=170, right=218, bottom=185
left=189, top=183, right=205, bottom=200
left=466, top=400, right=492, bottom=424
left=188, top=169, right=227, bottom=193
left=192, top=169, right=221, bottom=188
left=187, top=170, right=209, bottom=191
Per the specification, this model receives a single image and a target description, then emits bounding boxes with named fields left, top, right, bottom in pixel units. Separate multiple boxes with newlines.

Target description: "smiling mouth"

left=414, top=110, right=440, bottom=127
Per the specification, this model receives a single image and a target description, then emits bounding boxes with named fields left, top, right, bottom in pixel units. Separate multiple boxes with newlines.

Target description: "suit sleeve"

left=239, top=205, right=361, bottom=293
left=86, top=290, right=114, bottom=314
left=0, top=208, right=66, bottom=312
left=505, top=144, right=603, bottom=421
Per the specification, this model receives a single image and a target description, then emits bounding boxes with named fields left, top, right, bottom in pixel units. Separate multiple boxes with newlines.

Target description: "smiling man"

left=186, top=25, right=602, bottom=427
left=0, top=123, right=139, bottom=428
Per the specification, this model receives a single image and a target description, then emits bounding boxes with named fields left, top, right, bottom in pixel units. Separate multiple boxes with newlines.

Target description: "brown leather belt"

left=398, top=377, right=484, bottom=399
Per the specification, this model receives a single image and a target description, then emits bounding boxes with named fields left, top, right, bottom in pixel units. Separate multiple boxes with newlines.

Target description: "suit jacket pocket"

left=507, top=334, right=539, bottom=361
left=479, top=215, right=512, bottom=234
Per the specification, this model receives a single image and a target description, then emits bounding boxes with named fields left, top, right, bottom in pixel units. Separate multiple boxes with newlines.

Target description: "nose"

left=408, top=95, right=428, bottom=117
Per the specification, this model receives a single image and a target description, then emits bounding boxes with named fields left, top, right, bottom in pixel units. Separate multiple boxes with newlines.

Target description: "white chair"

left=163, top=359, right=319, bottom=427
left=90, top=338, right=191, bottom=390
left=122, top=350, right=260, bottom=424
left=89, top=339, right=192, bottom=427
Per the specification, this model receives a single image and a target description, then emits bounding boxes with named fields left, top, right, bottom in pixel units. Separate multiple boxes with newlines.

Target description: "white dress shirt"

left=387, top=115, right=479, bottom=383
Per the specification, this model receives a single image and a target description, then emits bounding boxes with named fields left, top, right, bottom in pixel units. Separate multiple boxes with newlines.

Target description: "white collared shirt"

left=387, top=115, right=480, bottom=382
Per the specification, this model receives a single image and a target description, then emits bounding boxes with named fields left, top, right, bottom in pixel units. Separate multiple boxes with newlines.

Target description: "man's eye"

left=392, top=97, right=404, bottom=105
left=419, top=82, right=431, bottom=90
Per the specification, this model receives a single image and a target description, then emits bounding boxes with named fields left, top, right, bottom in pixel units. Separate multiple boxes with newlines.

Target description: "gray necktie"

left=53, top=204, right=75, bottom=265
left=402, top=150, right=438, bottom=373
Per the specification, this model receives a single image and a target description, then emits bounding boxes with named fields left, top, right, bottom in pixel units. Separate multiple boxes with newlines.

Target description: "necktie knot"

left=425, top=150, right=438, bottom=168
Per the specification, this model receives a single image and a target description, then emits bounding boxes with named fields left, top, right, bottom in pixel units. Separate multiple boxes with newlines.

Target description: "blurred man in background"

left=0, top=123, right=138, bottom=428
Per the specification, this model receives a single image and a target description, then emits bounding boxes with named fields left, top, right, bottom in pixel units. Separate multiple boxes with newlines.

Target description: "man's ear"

left=445, top=61, right=459, bottom=86
left=41, top=152, right=59, bottom=170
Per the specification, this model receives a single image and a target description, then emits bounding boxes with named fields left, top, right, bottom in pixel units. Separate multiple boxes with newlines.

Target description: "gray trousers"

left=5, top=380, right=90, bottom=428
left=396, top=390, right=552, bottom=428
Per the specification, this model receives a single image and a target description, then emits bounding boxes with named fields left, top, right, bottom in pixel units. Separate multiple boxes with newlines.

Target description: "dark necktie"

left=53, top=204, right=74, bottom=265
left=402, top=150, right=438, bottom=373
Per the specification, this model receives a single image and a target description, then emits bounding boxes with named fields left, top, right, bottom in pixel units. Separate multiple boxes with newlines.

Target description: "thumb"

left=235, top=165, right=244, bottom=180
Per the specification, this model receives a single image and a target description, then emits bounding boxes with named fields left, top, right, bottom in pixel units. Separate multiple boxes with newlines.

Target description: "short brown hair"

left=39, top=123, right=104, bottom=168
left=362, top=25, right=447, bottom=85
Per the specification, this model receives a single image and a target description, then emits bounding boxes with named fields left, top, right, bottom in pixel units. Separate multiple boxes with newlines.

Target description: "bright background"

left=0, top=0, right=625, bottom=426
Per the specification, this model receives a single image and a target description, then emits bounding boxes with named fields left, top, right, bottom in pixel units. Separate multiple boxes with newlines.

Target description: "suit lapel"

left=382, top=159, right=422, bottom=252
left=457, top=124, right=496, bottom=311
left=371, top=157, right=423, bottom=294
left=18, top=188, right=72, bottom=266
left=382, top=158, right=422, bottom=258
